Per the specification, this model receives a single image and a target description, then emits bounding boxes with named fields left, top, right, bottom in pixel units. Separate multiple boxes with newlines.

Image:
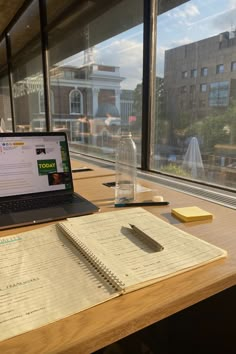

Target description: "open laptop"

left=0, top=132, right=99, bottom=230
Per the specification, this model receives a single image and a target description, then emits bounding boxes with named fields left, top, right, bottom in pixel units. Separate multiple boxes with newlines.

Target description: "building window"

left=209, top=81, right=229, bottom=106
left=180, top=85, right=187, bottom=93
left=70, top=89, right=83, bottom=114
left=200, top=83, right=207, bottom=92
left=191, top=69, right=197, bottom=78
left=201, top=67, right=208, bottom=77
left=182, top=71, right=188, bottom=78
left=216, top=64, right=224, bottom=74
left=231, top=61, right=236, bottom=72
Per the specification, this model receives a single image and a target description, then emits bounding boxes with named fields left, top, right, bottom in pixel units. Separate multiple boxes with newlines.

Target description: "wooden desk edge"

left=1, top=259, right=235, bottom=354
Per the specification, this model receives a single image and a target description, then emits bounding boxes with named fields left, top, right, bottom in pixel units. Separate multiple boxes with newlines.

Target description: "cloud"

left=170, top=37, right=192, bottom=47
left=170, top=3, right=200, bottom=19
left=96, top=38, right=143, bottom=89
left=229, top=0, right=236, bottom=9
left=210, top=7, right=236, bottom=32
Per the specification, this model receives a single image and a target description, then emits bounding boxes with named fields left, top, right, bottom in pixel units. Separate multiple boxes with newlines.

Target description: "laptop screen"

left=0, top=132, right=73, bottom=198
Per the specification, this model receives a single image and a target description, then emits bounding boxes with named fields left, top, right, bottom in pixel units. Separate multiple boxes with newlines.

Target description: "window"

left=201, top=67, right=208, bottom=77
left=152, top=0, right=236, bottom=189
left=180, top=85, right=187, bottom=93
left=231, top=61, right=236, bottom=72
left=70, top=89, right=83, bottom=114
left=200, top=84, right=207, bottom=92
left=2, top=0, right=236, bottom=192
left=191, top=69, right=197, bottom=78
left=10, top=0, right=44, bottom=132
left=209, top=81, right=229, bottom=107
left=0, top=40, right=12, bottom=131
left=216, top=64, right=224, bottom=74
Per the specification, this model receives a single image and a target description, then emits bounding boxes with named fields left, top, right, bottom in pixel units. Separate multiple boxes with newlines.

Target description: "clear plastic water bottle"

left=115, top=131, right=137, bottom=204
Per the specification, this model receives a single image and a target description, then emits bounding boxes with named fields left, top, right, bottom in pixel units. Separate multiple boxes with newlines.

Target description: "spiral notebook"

left=0, top=208, right=227, bottom=341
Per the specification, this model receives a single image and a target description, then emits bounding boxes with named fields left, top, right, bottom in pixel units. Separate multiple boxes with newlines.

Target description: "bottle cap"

left=120, top=126, right=131, bottom=135
left=152, top=195, right=164, bottom=202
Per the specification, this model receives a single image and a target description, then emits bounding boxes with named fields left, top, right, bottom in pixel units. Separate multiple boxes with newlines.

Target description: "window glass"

left=152, top=0, right=236, bottom=189
left=39, top=90, right=54, bottom=114
left=201, top=67, right=208, bottom=76
left=0, top=39, right=12, bottom=131
left=191, top=69, right=197, bottom=78
left=47, top=0, right=143, bottom=162
left=209, top=81, right=229, bottom=107
left=9, top=0, right=45, bottom=132
left=231, top=61, right=236, bottom=72
left=216, top=64, right=224, bottom=74
left=200, top=83, right=207, bottom=92
left=70, top=90, right=83, bottom=114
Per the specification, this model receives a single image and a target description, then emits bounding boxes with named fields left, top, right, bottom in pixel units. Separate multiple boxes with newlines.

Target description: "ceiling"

left=0, top=0, right=25, bottom=36
left=0, top=0, right=190, bottom=38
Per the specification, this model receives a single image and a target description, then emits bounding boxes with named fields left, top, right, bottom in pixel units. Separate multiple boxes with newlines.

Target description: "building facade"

left=164, top=31, right=236, bottom=129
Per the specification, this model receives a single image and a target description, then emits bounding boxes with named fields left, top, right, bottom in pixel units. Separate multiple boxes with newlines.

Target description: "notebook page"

left=0, top=225, right=119, bottom=342
left=62, top=208, right=227, bottom=292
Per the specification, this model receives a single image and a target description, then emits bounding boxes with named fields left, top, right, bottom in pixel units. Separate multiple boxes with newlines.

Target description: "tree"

left=185, top=114, right=228, bottom=153
left=132, top=77, right=165, bottom=133
left=223, top=98, right=236, bottom=144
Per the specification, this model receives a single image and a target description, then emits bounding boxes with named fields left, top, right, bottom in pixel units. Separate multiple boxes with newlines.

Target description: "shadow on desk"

left=94, top=285, right=236, bottom=354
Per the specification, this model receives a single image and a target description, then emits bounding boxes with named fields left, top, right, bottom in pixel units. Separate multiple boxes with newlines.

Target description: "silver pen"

left=129, top=224, right=164, bottom=252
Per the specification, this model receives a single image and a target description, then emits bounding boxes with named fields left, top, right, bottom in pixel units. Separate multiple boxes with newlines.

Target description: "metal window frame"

left=141, top=0, right=157, bottom=170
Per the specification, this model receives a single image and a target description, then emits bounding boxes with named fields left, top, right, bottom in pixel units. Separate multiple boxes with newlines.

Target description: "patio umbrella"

left=182, top=137, right=204, bottom=178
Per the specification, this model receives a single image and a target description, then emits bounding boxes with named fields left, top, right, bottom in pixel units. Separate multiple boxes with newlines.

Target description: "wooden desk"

left=0, top=171, right=236, bottom=353
left=71, top=158, right=115, bottom=179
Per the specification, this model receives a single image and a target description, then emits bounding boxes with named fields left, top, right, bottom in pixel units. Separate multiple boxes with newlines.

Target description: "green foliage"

left=185, top=114, right=228, bottom=153
left=223, top=99, right=236, bottom=144
left=132, top=77, right=165, bottom=133
left=160, top=163, right=191, bottom=177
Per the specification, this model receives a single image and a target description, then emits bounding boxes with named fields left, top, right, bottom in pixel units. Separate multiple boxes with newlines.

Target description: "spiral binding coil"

left=56, top=223, right=125, bottom=292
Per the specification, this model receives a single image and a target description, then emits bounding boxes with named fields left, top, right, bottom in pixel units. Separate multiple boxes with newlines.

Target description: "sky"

left=62, top=0, right=236, bottom=90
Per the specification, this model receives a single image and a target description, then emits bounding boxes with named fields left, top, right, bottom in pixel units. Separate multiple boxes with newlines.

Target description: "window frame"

left=216, top=64, right=224, bottom=74
left=69, top=89, right=83, bottom=115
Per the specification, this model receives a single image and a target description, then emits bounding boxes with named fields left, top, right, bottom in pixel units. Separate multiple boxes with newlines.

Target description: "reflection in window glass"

left=70, top=90, right=83, bottom=114
left=191, top=69, right=197, bottom=78
left=231, top=61, right=236, bottom=72
left=152, top=0, right=236, bottom=189
left=0, top=40, right=12, bottom=131
left=10, top=0, right=45, bottom=132
left=216, top=64, right=224, bottom=74
left=209, top=81, right=229, bottom=107
left=47, top=0, right=143, bottom=163
left=200, top=83, right=207, bottom=92
left=39, top=90, right=54, bottom=114
left=201, top=67, right=208, bottom=76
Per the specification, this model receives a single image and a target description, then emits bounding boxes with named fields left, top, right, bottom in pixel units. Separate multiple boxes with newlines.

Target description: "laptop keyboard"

left=0, top=195, right=73, bottom=214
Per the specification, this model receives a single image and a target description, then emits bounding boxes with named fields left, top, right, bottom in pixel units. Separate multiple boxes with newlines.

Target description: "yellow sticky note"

left=171, top=206, right=213, bottom=222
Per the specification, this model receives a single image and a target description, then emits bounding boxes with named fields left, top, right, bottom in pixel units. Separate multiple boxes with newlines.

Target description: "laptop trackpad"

left=12, top=207, right=67, bottom=224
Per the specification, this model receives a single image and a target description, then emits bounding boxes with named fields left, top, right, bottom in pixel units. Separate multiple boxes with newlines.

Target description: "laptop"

left=0, top=132, right=99, bottom=230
